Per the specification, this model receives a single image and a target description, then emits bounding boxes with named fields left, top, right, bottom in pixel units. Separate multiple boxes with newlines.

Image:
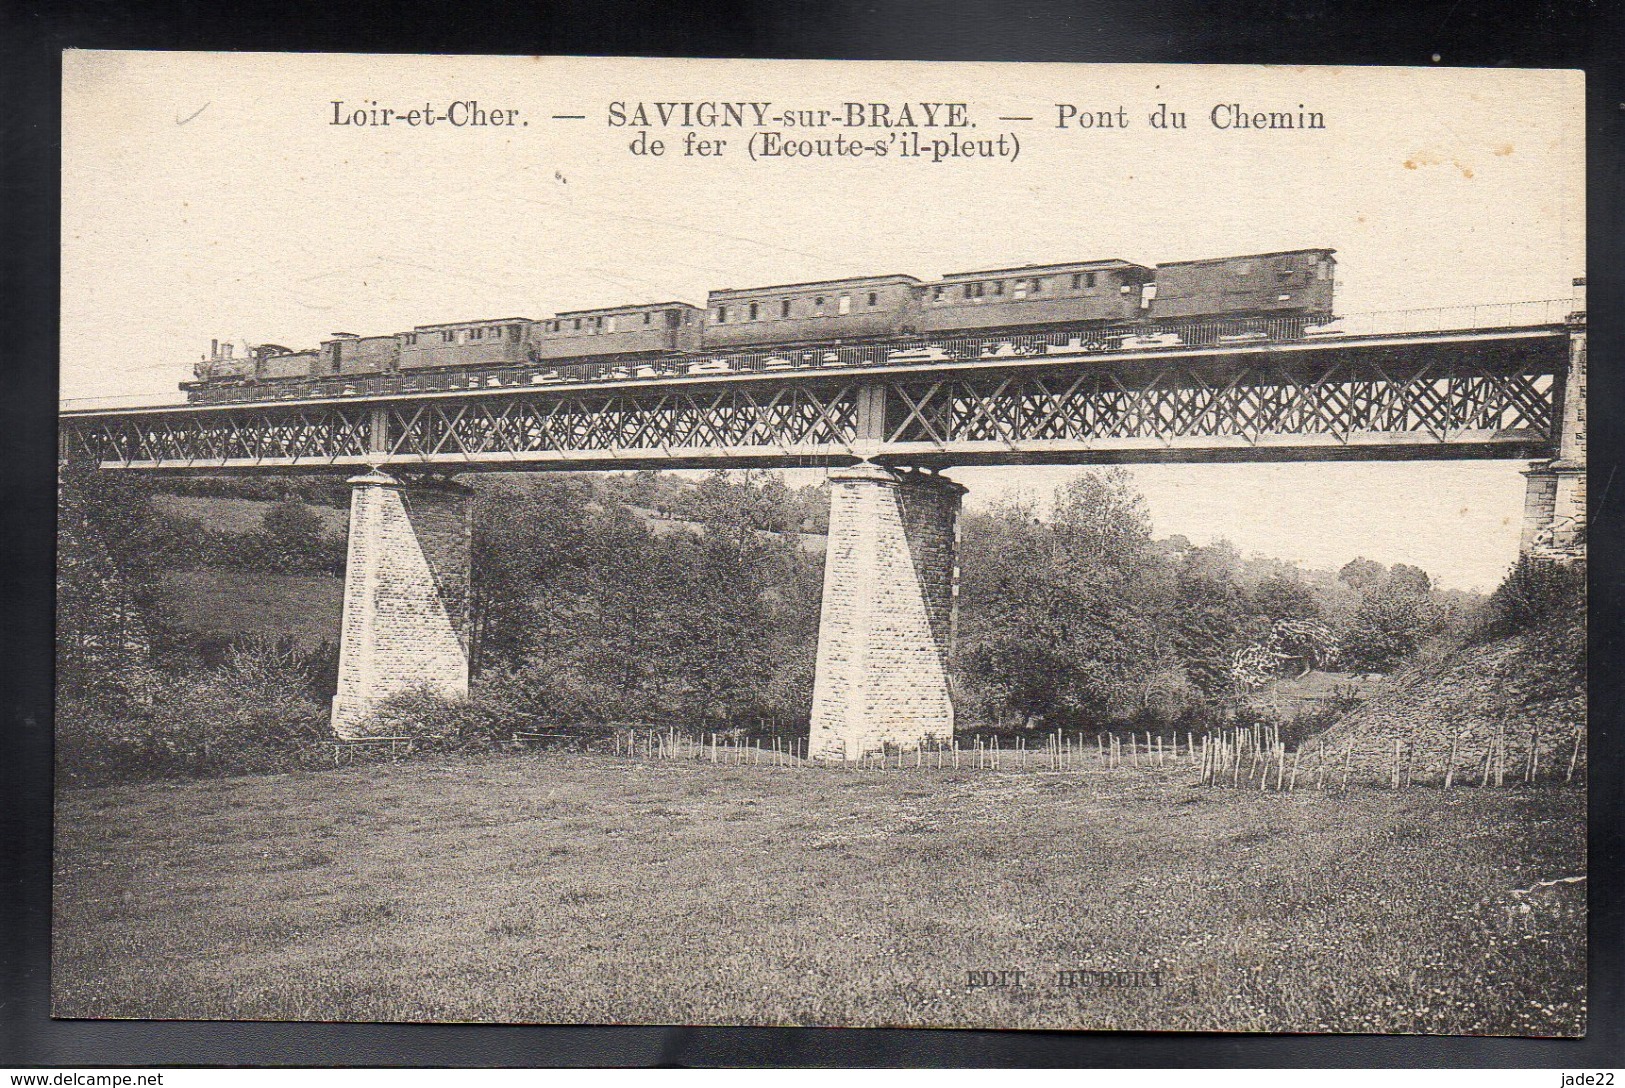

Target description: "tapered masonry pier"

left=331, top=470, right=474, bottom=738
left=1520, top=318, right=1586, bottom=562
left=808, top=463, right=966, bottom=761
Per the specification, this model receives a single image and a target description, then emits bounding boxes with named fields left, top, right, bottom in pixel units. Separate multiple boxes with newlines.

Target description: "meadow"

left=52, top=751, right=1585, bottom=1034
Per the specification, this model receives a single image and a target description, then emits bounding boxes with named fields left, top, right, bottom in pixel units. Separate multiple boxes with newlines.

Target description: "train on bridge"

left=184, top=248, right=1337, bottom=404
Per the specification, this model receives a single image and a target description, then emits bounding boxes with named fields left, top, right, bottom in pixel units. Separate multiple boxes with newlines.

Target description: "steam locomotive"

left=184, top=248, right=1336, bottom=402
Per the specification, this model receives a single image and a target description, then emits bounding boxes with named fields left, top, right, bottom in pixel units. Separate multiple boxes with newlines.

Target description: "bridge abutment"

left=331, top=470, right=474, bottom=738
left=1520, top=321, right=1586, bottom=562
left=808, top=464, right=964, bottom=761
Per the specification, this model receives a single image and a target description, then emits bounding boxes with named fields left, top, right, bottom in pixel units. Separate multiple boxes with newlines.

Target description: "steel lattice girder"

left=880, top=356, right=1556, bottom=450
left=59, top=338, right=1565, bottom=472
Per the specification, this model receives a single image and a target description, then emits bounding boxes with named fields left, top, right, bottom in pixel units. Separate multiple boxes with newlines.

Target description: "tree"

left=1171, top=546, right=1252, bottom=698
left=957, top=470, right=1169, bottom=728
left=1252, top=573, right=1321, bottom=623
left=259, top=500, right=330, bottom=572
left=1338, top=556, right=1387, bottom=591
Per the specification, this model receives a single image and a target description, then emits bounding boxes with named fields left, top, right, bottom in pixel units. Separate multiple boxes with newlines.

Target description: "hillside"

left=138, top=489, right=825, bottom=653
left=151, top=568, right=344, bottom=651
left=1316, top=609, right=1585, bottom=784
left=151, top=493, right=350, bottom=537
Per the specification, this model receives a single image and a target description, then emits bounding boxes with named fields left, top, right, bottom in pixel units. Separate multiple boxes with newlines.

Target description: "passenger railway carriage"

left=1151, top=249, right=1336, bottom=322
left=399, top=320, right=531, bottom=371
left=921, top=259, right=1151, bottom=334
left=183, top=248, right=1337, bottom=401
left=531, top=302, right=704, bottom=361
left=704, top=275, right=923, bottom=349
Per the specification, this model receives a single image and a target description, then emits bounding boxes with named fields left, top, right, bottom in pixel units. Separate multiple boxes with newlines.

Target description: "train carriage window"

left=574, top=318, right=583, bottom=331
left=607, top=316, right=617, bottom=333
left=471, top=328, right=483, bottom=340
left=405, top=333, right=417, bottom=346
left=749, top=302, right=760, bottom=321
left=644, top=312, right=652, bottom=325
left=442, top=330, right=455, bottom=343
left=867, top=291, right=878, bottom=306
left=839, top=295, right=851, bottom=314
left=781, top=299, right=791, bottom=318
left=715, top=306, right=727, bottom=323
left=933, top=285, right=945, bottom=302
left=510, top=325, right=522, bottom=339
left=1071, top=273, right=1082, bottom=289
left=1231, top=260, right=1254, bottom=276
left=992, top=281, right=1004, bottom=296
left=1031, top=277, right=1043, bottom=293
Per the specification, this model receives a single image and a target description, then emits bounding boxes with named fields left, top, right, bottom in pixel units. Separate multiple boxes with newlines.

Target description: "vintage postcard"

left=55, top=53, right=1585, bottom=1033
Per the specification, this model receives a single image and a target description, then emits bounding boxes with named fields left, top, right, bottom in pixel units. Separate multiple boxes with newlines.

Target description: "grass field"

left=52, top=752, right=1585, bottom=1034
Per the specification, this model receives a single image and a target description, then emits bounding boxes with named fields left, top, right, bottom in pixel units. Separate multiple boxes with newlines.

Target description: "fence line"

left=603, top=723, right=1586, bottom=789
left=1196, top=723, right=1587, bottom=791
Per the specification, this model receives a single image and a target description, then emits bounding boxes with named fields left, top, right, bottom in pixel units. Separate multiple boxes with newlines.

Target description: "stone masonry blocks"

left=1520, top=325, right=1586, bottom=563
left=808, top=463, right=965, bottom=761
left=331, top=471, right=473, bottom=738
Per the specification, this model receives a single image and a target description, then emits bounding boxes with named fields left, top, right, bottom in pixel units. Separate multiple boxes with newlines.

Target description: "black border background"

left=3, top=0, right=1621, bottom=1068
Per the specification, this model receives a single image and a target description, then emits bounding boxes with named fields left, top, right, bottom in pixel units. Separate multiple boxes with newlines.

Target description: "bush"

left=356, top=686, right=507, bottom=750
left=56, top=636, right=329, bottom=787
left=1479, top=555, right=1585, bottom=641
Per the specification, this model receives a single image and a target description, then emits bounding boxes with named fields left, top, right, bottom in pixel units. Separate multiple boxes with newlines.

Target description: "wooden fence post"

left=1444, top=735, right=1459, bottom=789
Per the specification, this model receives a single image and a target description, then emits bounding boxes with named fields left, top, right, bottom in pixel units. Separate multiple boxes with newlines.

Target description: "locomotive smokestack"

left=210, top=338, right=219, bottom=358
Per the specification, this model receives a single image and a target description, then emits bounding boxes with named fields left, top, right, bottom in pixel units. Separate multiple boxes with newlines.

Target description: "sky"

left=60, top=54, right=1585, bottom=591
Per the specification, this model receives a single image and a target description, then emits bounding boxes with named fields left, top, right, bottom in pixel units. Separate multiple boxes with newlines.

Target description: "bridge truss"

left=60, top=326, right=1571, bottom=473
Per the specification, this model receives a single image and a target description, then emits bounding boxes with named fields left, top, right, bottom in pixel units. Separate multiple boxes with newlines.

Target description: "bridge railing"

left=58, top=391, right=201, bottom=412
left=61, top=297, right=1584, bottom=413
left=1305, top=298, right=1583, bottom=339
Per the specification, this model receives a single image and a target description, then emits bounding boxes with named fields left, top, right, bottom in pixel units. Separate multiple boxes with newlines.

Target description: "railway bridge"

left=59, top=304, right=1587, bottom=760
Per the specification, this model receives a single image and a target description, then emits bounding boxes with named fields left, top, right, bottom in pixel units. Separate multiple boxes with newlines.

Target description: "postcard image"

left=54, top=53, right=1586, bottom=1034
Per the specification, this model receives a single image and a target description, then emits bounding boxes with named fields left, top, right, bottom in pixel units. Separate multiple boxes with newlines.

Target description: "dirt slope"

left=1315, top=612, right=1585, bottom=785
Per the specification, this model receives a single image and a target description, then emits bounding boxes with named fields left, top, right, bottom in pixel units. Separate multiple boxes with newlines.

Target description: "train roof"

left=411, top=317, right=534, bottom=331
left=1155, top=248, right=1336, bottom=268
left=938, top=258, right=1149, bottom=280
left=709, top=273, right=921, bottom=300
left=553, top=301, right=701, bottom=317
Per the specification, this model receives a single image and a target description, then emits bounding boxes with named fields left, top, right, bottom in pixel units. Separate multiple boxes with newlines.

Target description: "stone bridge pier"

left=1520, top=319, right=1586, bottom=561
left=331, top=470, right=473, bottom=738
left=808, top=463, right=966, bottom=761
